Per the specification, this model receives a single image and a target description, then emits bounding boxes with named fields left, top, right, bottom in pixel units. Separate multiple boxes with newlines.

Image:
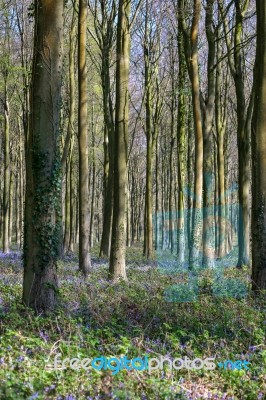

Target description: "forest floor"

left=0, top=246, right=265, bottom=400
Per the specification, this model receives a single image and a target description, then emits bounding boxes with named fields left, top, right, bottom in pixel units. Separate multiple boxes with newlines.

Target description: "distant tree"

left=78, top=0, right=91, bottom=275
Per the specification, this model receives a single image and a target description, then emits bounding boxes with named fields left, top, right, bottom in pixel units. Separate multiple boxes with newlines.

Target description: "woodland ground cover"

left=0, top=246, right=265, bottom=400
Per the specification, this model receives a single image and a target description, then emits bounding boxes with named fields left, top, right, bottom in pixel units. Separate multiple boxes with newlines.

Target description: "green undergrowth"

left=0, top=248, right=265, bottom=400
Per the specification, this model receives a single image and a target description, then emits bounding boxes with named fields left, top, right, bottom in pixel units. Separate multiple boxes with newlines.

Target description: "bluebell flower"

left=28, top=393, right=39, bottom=400
left=39, top=330, right=49, bottom=341
left=65, top=395, right=76, bottom=400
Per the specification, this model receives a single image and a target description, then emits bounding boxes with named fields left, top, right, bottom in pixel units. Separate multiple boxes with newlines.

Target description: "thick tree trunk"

left=22, top=0, right=64, bottom=311
left=251, top=0, right=266, bottom=291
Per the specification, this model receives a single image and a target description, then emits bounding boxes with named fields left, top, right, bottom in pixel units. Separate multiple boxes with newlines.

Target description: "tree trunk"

left=202, top=0, right=216, bottom=268
left=251, top=0, right=266, bottom=291
left=8, top=171, right=13, bottom=246
left=64, top=3, right=76, bottom=253
left=109, top=0, right=131, bottom=280
left=3, top=90, right=10, bottom=253
left=234, top=1, right=251, bottom=267
left=78, top=0, right=91, bottom=275
left=177, top=10, right=187, bottom=264
left=215, top=38, right=227, bottom=258
left=189, top=0, right=203, bottom=268
left=99, top=45, right=115, bottom=258
left=22, top=0, right=64, bottom=311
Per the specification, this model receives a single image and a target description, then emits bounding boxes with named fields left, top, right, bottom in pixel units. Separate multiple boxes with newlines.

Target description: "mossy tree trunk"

left=22, top=0, right=64, bottom=312
left=251, top=0, right=266, bottom=291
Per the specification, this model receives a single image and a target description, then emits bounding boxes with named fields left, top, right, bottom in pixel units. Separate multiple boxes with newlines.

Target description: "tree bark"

left=251, top=0, right=266, bottom=291
left=109, top=0, right=131, bottom=280
left=63, top=2, right=76, bottom=253
left=3, top=90, right=10, bottom=253
left=22, top=0, right=64, bottom=311
left=177, top=7, right=187, bottom=264
left=78, top=0, right=91, bottom=275
left=189, top=0, right=204, bottom=268
left=202, top=0, right=216, bottom=268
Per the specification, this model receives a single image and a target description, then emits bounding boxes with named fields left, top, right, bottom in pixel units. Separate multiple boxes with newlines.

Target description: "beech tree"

left=22, top=0, right=64, bottom=311
left=109, top=0, right=131, bottom=280
left=251, top=0, right=266, bottom=291
left=78, top=0, right=91, bottom=275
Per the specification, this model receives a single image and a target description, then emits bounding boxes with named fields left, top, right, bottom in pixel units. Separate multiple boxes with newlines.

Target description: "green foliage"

left=0, top=253, right=265, bottom=399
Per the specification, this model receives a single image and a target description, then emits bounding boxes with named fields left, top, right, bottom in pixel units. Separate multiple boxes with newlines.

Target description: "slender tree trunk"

left=202, top=0, right=216, bottom=267
left=3, top=89, right=10, bottom=253
left=177, top=13, right=187, bottom=264
left=64, top=4, right=76, bottom=253
left=64, top=161, right=71, bottom=252
left=189, top=0, right=204, bottom=268
left=143, top=5, right=153, bottom=259
left=89, top=107, right=96, bottom=248
left=99, top=50, right=115, bottom=258
left=15, top=167, right=20, bottom=246
left=220, top=0, right=252, bottom=267
left=18, top=115, right=24, bottom=248
left=78, top=0, right=91, bottom=275
left=69, top=156, right=75, bottom=252
left=155, top=139, right=159, bottom=250
left=215, top=39, right=227, bottom=258
left=99, top=122, right=114, bottom=257
left=234, top=1, right=251, bottom=267
left=144, top=136, right=153, bottom=258
left=109, top=0, right=131, bottom=280
left=8, top=171, right=13, bottom=246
